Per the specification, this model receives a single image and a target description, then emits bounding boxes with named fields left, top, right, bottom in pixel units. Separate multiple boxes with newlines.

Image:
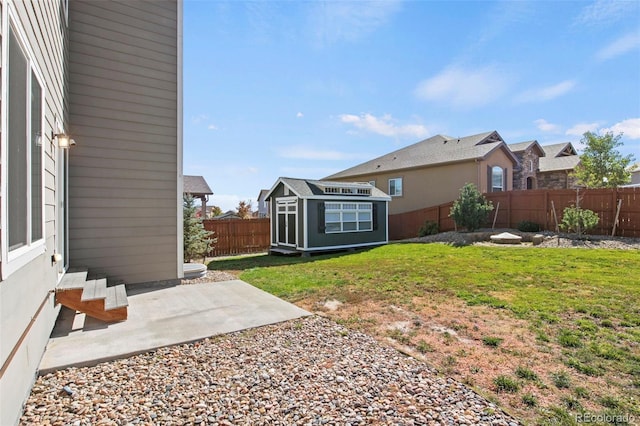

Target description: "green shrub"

left=515, top=366, right=539, bottom=381
left=418, top=220, right=439, bottom=237
left=521, top=393, right=537, bottom=407
left=449, top=183, right=494, bottom=232
left=560, top=205, right=599, bottom=237
left=551, top=371, right=571, bottom=388
left=517, top=220, right=541, bottom=232
left=482, top=336, right=503, bottom=347
left=494, top=375, right=520, bottom=393
left=574, top=387, right=590, bottom=399
left=558, top=329, right=583, bottom=348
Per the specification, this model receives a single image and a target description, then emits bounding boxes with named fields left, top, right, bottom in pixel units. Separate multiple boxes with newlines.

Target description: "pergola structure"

left=184, top=175, right=214, bottom=217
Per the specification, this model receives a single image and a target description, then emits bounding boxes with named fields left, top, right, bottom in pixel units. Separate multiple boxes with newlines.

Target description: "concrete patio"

left=39, top=280, right=310, bottom=374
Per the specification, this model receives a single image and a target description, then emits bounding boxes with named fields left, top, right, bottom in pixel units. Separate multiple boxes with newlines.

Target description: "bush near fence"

left=389, top=188, right=640, bottom=240
left=203, top=218, right=270, bottom=257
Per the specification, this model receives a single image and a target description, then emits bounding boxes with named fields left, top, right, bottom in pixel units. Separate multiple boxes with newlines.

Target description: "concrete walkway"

left=39, top=280, right=310, bottom=373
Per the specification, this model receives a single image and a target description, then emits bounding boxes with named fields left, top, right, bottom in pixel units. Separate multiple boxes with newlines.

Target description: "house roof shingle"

left=508, top=140, right=545, bottom=156
left=324, top=131, right=517, bottom=180
left=538, top=142, right=580, bottom=172
left=183, top=175, right=213, bottom=195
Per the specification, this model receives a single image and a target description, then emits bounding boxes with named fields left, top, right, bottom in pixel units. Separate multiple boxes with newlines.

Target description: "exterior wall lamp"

left=52, top=132, right=76, bottom=149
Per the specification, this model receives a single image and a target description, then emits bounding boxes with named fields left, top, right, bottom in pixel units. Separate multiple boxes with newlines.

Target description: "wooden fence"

left=389, top=187, right=640, bottom=240
left=203, top=218, right=270, bottom=257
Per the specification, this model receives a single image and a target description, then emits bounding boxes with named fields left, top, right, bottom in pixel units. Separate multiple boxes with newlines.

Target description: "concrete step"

left=80, top=278, right=107, bottom=302
left=105, top=284, right=128, bottom=311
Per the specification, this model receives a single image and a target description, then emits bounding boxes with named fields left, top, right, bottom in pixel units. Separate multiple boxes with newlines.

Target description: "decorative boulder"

left=490, top=232, right=522, bottom=245
left=532, top=234, right=544, bottom=246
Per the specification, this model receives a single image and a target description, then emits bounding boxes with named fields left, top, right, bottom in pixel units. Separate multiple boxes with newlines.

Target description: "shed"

left=265, top=177, right=391, bottom=254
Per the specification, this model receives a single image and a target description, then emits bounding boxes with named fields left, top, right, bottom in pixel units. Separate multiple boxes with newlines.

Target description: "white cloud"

left=277, top=145, right=369, bottom=161
left=535, top=119, right=562, bottom=133
left=339, top=113, right=430, bottom=138
left=596, top=32, right=640, bottom=61
left=414, top=65, right=512, bottom=109
left=296, top=112, right=304, bottom=118
left=573, top=0, right=637, bottom=27
left=566, top=122, right=601, bottom=137
left=207, top=124, right=218, bottom=130
left=601, top=118, right=640, bottom=139
left=515, top=80, right=576, bottom=103
left=191, top=114, right=209, bottom=124
left=309, top=0, right=402, bottom=46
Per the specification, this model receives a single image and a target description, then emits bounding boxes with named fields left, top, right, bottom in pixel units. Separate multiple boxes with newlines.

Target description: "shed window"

left=325, top=202, right=372, bottom=233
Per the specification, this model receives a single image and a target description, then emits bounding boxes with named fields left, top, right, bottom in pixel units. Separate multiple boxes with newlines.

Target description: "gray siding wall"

left=0, top=1, right=67, bottom=424
left=68, top=0, right=180, bottom=284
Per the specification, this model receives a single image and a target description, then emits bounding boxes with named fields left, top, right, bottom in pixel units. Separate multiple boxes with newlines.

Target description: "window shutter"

left=372, top=204, right=378, bottom=230
left=487, top=166, right=492, bottom=192
left=318, top=202, right=325, bottom=233
left=503, top=167, right=508, bottom=191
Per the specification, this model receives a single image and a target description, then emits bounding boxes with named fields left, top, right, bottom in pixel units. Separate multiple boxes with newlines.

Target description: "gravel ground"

left=404, top=229, right=640, bottom=249
left=22, top=316, right=520, bottom=426
left=181, top=270, right=237, bottom=285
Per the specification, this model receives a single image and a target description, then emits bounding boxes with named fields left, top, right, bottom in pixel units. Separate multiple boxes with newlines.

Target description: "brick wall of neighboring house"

left=537, top=171, right=579, bottom=189
left=512, top=148, right=540, bottom=190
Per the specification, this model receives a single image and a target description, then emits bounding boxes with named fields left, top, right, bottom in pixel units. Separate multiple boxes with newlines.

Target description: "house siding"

left=0, top=1, right=67, bottom=424
left=332, top=162, right=478, bottom=215
left=68, top=0, right=180, bottom=284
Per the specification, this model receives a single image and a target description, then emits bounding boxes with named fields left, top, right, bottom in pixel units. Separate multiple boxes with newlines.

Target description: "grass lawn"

left=209, top=244, right=640, bottom=425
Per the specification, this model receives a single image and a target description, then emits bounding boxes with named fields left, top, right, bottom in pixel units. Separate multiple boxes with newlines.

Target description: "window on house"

left=325, top=202, right=372, bottom=233
left=529, top=160, right=534, bottom=173
left=3, top=24, right=45, bottom=271
left=491, top=166, right=504, bottom=192
left=388, top=178, right=402, bottom=196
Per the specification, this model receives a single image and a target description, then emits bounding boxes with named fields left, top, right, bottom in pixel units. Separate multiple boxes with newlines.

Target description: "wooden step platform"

left=55, top=268, right=128, bottom=322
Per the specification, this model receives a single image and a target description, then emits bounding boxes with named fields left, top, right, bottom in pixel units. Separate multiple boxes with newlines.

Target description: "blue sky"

left=183, top=0, right=640, bottom=212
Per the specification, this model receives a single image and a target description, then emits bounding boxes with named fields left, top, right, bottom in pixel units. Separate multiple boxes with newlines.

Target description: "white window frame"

left=1, top=12, right=47, bottom=279
left=491, top=166, right=504, bottom=192
left=388, top=178, right=403, bottom=197
left=325, top=202, right=373, bottom=234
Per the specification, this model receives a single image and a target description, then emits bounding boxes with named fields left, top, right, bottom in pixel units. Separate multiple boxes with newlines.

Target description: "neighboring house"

left=213, top=211, right=242, bottom=220
left=1, top=1, right=182, bottom=425
left=184, top=175, right=214, bottom=214
left=538, top=143, right=581, bottom=189
left=256, top=189, right=270, bottom=218
left=325, top=131, right=518, bottom=215
left=508, top=140, right=546, bottom=190
left=265, top=178, right=391, bottom=254
left=624, top=163, right=640, bottom=187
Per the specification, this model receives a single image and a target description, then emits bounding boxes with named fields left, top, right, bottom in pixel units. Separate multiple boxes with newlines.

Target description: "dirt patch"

left=299, top=293, right=627, bottom=424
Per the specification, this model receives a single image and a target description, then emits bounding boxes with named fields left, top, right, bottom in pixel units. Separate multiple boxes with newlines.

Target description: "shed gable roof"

left=266, top=177, right=391, bottom=201
left=324, top=131, right=517, bottom=180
